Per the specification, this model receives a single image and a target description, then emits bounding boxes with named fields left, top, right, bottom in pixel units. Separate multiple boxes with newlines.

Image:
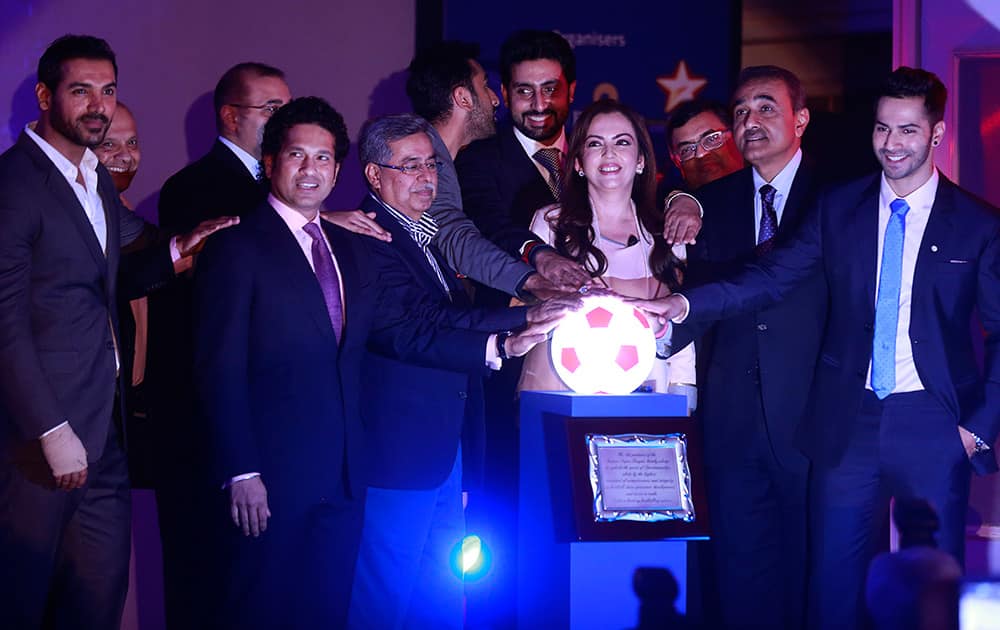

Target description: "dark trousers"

left=0, top=421, right=131, bottom=630
left=212, top=486, right=367, bottom=630
left=704, top=399, right=809, bottom=630
left=807, top=390, right=971, bottom=630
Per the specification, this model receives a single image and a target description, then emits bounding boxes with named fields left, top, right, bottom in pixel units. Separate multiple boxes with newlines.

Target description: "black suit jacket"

left=359, top=195, right=528, bottom=490
left=0, top=132, right=174, bottom=463
left=685, top=173, right=1000, bottom=474
left=682, top=162, right=828, bottom=466
left=193, top=202, right=499, bottom=503
left=158, top=139, right=265, bottom=233
left=455, top=123, right=558, bottom=260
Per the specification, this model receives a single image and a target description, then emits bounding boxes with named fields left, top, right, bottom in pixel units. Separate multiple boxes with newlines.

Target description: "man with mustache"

left=0, top=34, right=232, bottom=629
left=645, top=65, right=1000, bottom=630
left=347, top=113, right=572, bottom=629
left=193, top=101, right=555, bottom=629
left=666, top=99, right=744, bottom=191
left=668, top=65, right=827, bottom=629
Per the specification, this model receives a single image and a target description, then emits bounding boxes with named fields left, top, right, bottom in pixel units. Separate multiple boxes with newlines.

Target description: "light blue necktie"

left=871, top=198, right=910, bottom=399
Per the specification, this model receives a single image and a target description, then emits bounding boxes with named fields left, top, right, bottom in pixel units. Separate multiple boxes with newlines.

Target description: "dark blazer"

left=683, top=162, right=828, bottom=466
left=158, top=139, right=265, bottom=233
left=359, top=195, right=528, bottom=490
left=193, top=202, right=499, bottom=502
left=685, top=173, right=1000, bottom=474
left=0, top=132, right=174, bottom=463
left=455, top=122, right=558, bottom=260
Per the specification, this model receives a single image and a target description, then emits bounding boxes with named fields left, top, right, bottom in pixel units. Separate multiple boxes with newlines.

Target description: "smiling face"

left=670, top=110, right=744, bottom=189
left=502, top=58, right=575, bottom=144
left=732, top=77, right=809, bottom=181
left=263, top=123, right=340, bottom=219
left=95, top=104, right=140, bottom=192
left=575, top=112, right=644, bottom=193
left=873, top=95, right=943, bottom=197
left=37, top=58, right=117, bottom=158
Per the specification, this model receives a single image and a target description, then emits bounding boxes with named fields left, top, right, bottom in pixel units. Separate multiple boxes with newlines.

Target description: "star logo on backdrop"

left=656, top=60, right=708, bottom=113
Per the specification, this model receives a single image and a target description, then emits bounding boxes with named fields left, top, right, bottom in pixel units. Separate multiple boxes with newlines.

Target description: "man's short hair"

left=261, top=96, right=349, bottom=164
left=358, top=113, right=434, bottom=170
left=406, top=41, right=481, bottom=125
left=499, top=29, right=576, bottom=87
left=666, top=99, right=732, bottom=142
left=735, top=65, right=806, bottom=111
left=213, top=62, right=285, bottom=130
left=38, top=34, right=117, bottom=91
left=879, top=66, right=947, bottom=125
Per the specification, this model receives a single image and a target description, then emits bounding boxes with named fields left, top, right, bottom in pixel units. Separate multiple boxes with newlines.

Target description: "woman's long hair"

left=550, top=99, right=683, bottom=291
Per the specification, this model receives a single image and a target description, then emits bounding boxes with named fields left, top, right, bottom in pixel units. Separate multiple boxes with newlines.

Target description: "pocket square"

left=948, top=259, right=971, bottom=264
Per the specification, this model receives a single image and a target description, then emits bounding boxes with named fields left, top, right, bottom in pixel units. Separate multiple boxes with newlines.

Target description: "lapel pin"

left=930, top=245, right=938, bottom=252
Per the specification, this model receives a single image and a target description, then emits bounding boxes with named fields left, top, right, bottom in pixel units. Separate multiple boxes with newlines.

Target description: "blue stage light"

left=451, top=534, right=492, bottom=581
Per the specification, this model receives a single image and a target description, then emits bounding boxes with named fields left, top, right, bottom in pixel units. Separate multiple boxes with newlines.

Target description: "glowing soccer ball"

left=550, top=295, right=656, bottom=394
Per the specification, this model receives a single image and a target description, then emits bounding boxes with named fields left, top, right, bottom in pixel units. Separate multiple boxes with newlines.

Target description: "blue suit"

left=193, top=201, right=496, bottom=630
left=683, top=173, right=1000, bottom=629
left=348, top=194, right=527, bottom=629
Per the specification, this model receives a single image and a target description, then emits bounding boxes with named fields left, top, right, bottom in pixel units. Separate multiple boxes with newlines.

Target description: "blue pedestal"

left=517, top=392, right=690, bottom=630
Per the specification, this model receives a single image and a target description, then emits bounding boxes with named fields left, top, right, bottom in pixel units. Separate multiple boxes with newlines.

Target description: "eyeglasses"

left=675, top=130, right=729, bottom=162
left=227, top=103, right=283, bottom=117
left=376, top=160, right=442, bottom=176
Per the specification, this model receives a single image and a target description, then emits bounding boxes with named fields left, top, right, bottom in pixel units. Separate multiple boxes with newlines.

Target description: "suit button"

left=864, top=323, right=874, bottom=332
left=756, top=323, right=768, bottom=331
left=459, top=391, right=468, bottom=399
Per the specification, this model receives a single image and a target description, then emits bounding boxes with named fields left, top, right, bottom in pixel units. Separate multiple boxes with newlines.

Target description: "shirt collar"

left=879, top=167, right=939, bottom=211
left=369, top=192, right=439, bottom=242
left=268, top=193, right=321, bottom=233
left=752, top=147, right=802, bottom=197
left=219, top=136, right=261, bottom=178
left=24, top=122, right=100, bottom=181
left=513, top=125, right=568, bottom=159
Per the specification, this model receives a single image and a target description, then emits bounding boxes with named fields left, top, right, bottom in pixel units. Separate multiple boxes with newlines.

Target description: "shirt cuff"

left=666, top=191, right=704, bottom=218
left=40, top=420, right=68, bottom=439
left=168, top=236, right=182, bottom=262
left=485, top=333, right=502, bottom=371
left=672, top=294, right=691, bottom=324
left=223, top=472, right=261, bottom=489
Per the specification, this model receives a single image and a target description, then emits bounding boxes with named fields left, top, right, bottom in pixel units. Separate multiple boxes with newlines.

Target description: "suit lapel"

left=779, top=161, right=814, bottom=236
left=257, top=205, right=338, bottom=344
left=848, top=177, right=882, bottom=316
left=911, top=176, right=955, bottom=309
left=19, top=134, right=109, bottom=278
left=502, top=126, right=556, bottom=204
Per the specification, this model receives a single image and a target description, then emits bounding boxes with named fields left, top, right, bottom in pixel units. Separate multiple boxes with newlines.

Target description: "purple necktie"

left=756, top=184, right=778, bottom=255
left=302, top=222, right=343, bottom=341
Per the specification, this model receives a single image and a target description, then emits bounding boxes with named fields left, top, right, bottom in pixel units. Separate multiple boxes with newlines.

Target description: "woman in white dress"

left=518, top=99, right=696, bottom=397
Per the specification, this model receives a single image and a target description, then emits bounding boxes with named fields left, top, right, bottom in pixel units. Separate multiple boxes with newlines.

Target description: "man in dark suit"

left=0, top=35, right=230, bottom=630
left=194, top=98, right=551, bottom=630
left=649, top=66, right=1000, bottom=630
left=676, top=66, right=826, bottom=630
left=149, top=61, right=290, bottom=627
left=347, top=113, right=570, bottom=629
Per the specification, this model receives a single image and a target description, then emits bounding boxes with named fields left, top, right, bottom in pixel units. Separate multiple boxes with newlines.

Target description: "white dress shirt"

left=219, top=136, right=261, bottom=179
left=864, top=169, right=938, bottom=394
left=513, top=126, right=568, bottom=190
left=25, top=124, right=107, bottom=252
left=752, top=148, right=802, bottom=233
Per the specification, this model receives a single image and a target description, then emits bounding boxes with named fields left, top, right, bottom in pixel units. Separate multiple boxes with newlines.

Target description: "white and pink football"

left=549, top=295, right=656, bottom=394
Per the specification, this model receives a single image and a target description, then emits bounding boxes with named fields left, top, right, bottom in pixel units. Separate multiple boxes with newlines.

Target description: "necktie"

left=756, top=184, right=778, bottom=255
left=302, top=223, right=343, bottom=342
left=871, top=198, right=910, bottom=399
left=533, top=148, right=564, bottom=201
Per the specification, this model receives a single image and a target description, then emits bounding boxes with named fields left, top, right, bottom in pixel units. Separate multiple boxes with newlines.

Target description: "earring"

left=636, top=165, right=644, bottom=174
left=577, top=169, right=585, bottom=177
left=932, top=140, right=940, bottom=146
